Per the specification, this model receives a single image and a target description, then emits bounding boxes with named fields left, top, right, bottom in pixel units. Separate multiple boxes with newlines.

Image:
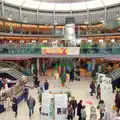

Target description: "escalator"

left=0, top=61, right=34, bottom=81
left=106, top=68, right=120, bottom=90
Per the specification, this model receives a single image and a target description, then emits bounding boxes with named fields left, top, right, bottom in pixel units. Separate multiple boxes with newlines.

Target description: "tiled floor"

left=0, top=76, right=115, bottom=120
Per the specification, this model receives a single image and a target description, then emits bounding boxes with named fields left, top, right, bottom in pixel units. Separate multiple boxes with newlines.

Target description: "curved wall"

left=0, top=2, right=120, bottom=24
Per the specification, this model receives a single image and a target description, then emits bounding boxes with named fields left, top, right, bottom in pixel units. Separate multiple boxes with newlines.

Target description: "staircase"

left=0, top=61, right=34, bottom=81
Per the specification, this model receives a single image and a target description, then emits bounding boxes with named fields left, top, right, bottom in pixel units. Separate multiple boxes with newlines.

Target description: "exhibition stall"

left=0, top=76, right=28, bottom=113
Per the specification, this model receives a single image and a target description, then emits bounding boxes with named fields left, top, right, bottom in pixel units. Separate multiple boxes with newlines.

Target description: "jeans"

left=29, top=107, right=34, bottom=117
left=100, top=113, right=104, bottom=119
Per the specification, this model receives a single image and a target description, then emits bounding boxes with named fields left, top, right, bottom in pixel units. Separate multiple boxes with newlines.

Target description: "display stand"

left=41, top=91, right=68, bottom=120
left=90, top=106, right=97, bottom=120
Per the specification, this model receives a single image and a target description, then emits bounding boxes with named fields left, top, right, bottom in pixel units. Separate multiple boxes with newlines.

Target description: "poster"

left=55, top=94, right=68, bottom=120
left=41, top=93, right=54, bottom=120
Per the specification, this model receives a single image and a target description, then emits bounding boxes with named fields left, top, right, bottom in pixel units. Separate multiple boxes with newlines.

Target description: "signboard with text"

left=41, top=47, right=80, bottom=55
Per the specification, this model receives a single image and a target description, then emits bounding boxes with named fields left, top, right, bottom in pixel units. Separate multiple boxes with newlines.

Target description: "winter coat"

left=77, top=103, right=83, bottom=116
left=90, top=83, right=95, bottom=90
left=115, top=93, right=120, bottom=108
left=70, top=100, right=77, bottom=109
left=44, top=82, right=49, bottom=90
left=12, top=98, right=18, bottom=112
left=27, top=98, right=36, bottom=108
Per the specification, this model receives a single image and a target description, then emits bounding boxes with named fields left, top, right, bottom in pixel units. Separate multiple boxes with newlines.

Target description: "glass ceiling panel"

left=39, top=2, right=55, bottom=10
left=55, top=3, right=70, bottom=11
left=22, top=0, right=40, bottom=9
left=71, top=2, right=87, bottom=10
left=4, top=0, right=25, bottom=6
left=102, top=0, right=120, bottom=6
left=86, top=0, right=104, bottom=9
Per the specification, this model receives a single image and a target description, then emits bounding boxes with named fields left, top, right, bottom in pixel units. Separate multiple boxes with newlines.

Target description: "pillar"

left=92, top=58, right=95, bottom=71
left=37, top=58, right=40, bottom=83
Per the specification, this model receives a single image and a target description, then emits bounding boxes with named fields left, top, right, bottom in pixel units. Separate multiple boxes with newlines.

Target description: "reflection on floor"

left=0, top=76, right=115, bottom=120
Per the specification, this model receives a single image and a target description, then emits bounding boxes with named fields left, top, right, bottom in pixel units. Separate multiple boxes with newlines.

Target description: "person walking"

left=12, top=97, right=18, bottom=117
left=68, top=103, right=73, bottom=120
left=81, top=105, right=87, bottom=120
left=98, top=100, right=105, bottom=120
left=115, top=91, right=120, bottom=114
left=96, top=84, right=101, bottom=99
left=44, top=80, right=49, bottom=90
left=77, top=100, right=83, bottom=120
left=70, top=97, right=77, bottom=117
left=27, top=96, right=36, bottom=118
left=0, top=79, right=2, bottom=91
left=90, top=81, right=95, bottom=96
left=24, top=87, right=29, bottom=101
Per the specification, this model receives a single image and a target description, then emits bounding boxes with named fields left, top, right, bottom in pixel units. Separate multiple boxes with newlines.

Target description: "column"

left=1, top=2, right=4, bottom=16
left=37, top=58, right=40, bottom=83
left=92, top=58, right=95, bottom=71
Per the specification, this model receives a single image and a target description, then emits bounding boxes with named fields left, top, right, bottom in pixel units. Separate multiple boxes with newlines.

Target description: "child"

left=81, top=105, right=87, bottom=120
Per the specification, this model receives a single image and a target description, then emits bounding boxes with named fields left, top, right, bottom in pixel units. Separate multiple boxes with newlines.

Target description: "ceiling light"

left=53, top=20, right=58, bottom=25
left=23, top=16, right=27, bottom=23
left=99, top=39, right=103, bottom=43
left=88, top=40, right=92, bottom=42
left=111, top=39, right=115, bottom=42
left=84, top=21, right=89, bottom=24
left=8, top=13, right=12, bottom=21
left=117, top=17, right=120, bottom=20
left=8, top=18, right=12, bottom=21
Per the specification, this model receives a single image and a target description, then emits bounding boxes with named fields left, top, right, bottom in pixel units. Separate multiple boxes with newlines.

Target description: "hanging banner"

left=42, top=47, right=80, bottom=55
left=55, top=94, right=68, bottom=120
left=41, top=93, right=54, bottom=120
left=67, top=47, right=80, bottom=55
left=42, top=47, right=67, bottom=55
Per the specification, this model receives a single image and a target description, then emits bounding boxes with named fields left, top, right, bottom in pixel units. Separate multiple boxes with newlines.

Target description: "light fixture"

left=99, top=39, right=103, bottom=43
left=23, top=16, right=27, bottom=23
left=53, top=20, right=58, bottom=25
left=32, top=40, right=36, bottom=43
left=8, top=13, right=12, bottom=21
left=111, top=39, right=115, bottom=43
left=100, top=16, right=105, bottom=23
left=88, top=40, right=92, bottom=42
left=43, top=40, right=47, bottom=43
left=84, top=21, right=89, bottom=24
left=9, top=40, right=12, bottom=43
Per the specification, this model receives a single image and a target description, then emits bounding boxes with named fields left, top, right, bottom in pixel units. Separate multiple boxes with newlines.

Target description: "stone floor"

left=0, top=76, right=115, bottom=120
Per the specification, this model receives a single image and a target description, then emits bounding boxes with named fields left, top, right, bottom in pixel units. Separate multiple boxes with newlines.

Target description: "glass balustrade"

left=0, top=44, right=120, bottom=55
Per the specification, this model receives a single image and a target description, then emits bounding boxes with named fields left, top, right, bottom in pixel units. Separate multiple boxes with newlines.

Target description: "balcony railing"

left=0, top=44, right=120, bottom=55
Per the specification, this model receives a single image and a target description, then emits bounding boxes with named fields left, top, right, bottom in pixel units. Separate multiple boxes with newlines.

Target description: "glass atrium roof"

left=2, top=0, right=120, bottom=11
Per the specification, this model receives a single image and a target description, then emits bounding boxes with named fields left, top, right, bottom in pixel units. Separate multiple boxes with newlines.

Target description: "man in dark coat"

left=90, top=81, right=95, bottom=96
left=77, top=100, right=83, bottom=120
left=115, top=91, right=120, bottom=114
left=44, top=80, right=49, bottom=90
left=12, top=97, right=18, bottom=117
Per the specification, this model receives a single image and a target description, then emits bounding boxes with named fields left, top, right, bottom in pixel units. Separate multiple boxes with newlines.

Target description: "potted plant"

left=61, top=79, right=65, bottom=87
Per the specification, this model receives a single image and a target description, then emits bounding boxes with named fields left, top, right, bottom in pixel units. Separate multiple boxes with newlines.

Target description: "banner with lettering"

left=41, top=47, right=80, bottom=55
left=42, top=47, right=67, bottom=55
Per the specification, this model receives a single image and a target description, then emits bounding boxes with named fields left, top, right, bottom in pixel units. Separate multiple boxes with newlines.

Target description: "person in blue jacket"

left=0, top=79, right=2, bottom=91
